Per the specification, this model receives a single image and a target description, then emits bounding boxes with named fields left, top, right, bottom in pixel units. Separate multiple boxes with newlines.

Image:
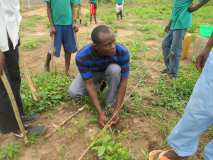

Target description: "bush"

left=21, top=73, right=70, bottom=114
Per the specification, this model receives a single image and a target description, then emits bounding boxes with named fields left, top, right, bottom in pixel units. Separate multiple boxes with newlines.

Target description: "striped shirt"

left=76, top=44, right=130, bottom=80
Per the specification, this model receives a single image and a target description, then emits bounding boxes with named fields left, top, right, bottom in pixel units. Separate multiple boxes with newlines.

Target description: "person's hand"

left=73, top=24, right=79, bottom=33
left=0, top=53, right=5, bottom=76
left=50, top=26, right=56, bottom=35
left=196, top=49, right=209, bottom=71
left=164, top=25, right=170, bottom=33
left=110, top=112, right=120, bottom=126
left=98, top=112, right=107, bottom=128
left=188, top=4, right=195, bottom=12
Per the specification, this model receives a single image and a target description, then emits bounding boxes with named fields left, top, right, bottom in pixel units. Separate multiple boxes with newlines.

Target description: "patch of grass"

left=153, top=64, right=200, bottom=113
left=21, top=73, right=70, bottom=114
left=21, top=15, right=48, bottom=31
left=92, top=134, right=133, bottom=160
left=27, top=133, right=39, bottom=145
left=21, top=38, right=40, bottom=50
left=0, top=143, right=20, bottom=160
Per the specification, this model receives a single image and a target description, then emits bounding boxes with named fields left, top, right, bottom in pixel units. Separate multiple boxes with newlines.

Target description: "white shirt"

left=0, top=0, right=22, bottom=52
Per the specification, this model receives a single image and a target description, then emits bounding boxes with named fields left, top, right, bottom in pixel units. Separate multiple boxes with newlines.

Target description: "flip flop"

left=149, top=150, right=171, bottom=160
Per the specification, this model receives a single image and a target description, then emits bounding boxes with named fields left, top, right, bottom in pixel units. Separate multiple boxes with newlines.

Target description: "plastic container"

left=199, top=25, right=213, bottom=38
left=182, top=33, right=192, bottom=60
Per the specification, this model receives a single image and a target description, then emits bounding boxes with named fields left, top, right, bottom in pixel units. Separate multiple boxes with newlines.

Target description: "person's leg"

left=162, top=30, right=173, bottom=72
left=62, top=25, right=77, bottom=76
left=105, top=64, right=121, bottom=106
left=204, top=139, right=213, bottom=160
left=120, top=10, right=123, bottom=20
left=0, top=44, right=21, bottom=133
left=168, top=29, right=186, bottom=77
left=68, top=74, right=87, bottom=97
left=68, top=73, right=103, bottom=97
left=166, top=53, right=213, bottom=158
left=44, top=52, right=51, bottom=72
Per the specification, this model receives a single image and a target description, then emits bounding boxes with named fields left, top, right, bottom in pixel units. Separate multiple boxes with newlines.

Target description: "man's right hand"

left=98, top=112, right=107, bottom=128
left=164, top=25, right=170, bottom=33
left=0, top=53, right=5, bottom=76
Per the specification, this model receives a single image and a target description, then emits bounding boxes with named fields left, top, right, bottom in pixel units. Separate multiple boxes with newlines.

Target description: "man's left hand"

left=73, top=24, right=79, bottom=33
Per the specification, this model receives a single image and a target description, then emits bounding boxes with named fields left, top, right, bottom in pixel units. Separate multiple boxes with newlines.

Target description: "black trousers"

left=0, top=39, right=24, bottom=134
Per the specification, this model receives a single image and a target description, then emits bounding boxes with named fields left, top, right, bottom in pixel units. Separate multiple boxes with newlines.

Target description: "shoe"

left=22, top=113, right=40, bottom=123
left=100, top=81, right=107, bottom=92
left=168, top=74, right=177, bottom=80
left=27, top=126, right=47, bottom=136
left=161, top=69, right=168, bottom=74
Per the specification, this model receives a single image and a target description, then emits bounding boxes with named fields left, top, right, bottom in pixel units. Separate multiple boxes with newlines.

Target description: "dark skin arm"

left=188, top=0, right=209, bottom=12
left=196, top=32, right=213, bottom=71
left=46, top=3, right=56, bottom=34
left=0, top=51, right=5, bottom=76
left=71, top=2, right=79, bottom=31
left=165, top=20, right=172, bottom=32
left=85, top=79, right=107, bottom=128
left=111, top=78, right=128, bottom=125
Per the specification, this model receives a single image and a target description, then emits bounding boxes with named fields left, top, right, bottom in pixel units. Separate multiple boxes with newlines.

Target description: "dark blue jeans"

left=162, top=29, right=186, bottom=76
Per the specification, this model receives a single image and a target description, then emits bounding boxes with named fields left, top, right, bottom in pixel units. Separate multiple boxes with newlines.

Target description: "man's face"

left=94, top=32, right=116, bottom=56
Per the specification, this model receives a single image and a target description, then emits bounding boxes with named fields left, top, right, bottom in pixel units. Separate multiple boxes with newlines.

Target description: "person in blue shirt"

left=68, top=25, right=130, bottom=128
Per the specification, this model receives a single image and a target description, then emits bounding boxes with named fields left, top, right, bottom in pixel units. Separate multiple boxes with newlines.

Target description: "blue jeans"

left=162, top=29, right=186, bottom=76
left=68, top=64, right=121, bottom=106
left=167, top=52, right=213, bottom=160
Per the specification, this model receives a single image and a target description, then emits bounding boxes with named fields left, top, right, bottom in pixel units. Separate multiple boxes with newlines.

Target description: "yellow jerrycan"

left=182, top=33, right=192, bottom=60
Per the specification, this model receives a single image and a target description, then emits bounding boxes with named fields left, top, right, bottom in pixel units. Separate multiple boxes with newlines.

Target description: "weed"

left=21, top=38, right=40, bottom=50
left=21, top=73, right=70, bottom=114
left=0, top=143, right=20, bottom=160
left=92, top=134, right=132, bottom=160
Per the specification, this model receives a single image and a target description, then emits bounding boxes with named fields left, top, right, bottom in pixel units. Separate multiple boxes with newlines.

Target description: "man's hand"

left=50, top=26, right=56, bottom=35
left=73, top=24, right=79, bottom=33
left=110, top=112, right=120, bottom=126
left=98, top=112, right=107, bottom=128
left=196, top=49, right=209, bottom=71
left=0, top=53, right=5, bottom=76
left=164, top=25, right=170, bottom=33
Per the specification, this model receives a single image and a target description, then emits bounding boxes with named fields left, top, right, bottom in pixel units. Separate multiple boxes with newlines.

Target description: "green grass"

left=153, top=64, right=200, bottom=113
left=21, top=73, right=70, bottom=114
left=21, top=38, right=41, bottom=50
left=0, top=143, right=20, bottom=160
left=21, top=15, right=48, bottom=31
left=92, top=133, right=133, bottom=160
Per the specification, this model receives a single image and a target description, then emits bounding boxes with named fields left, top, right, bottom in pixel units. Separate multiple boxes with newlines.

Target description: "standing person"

left=149, top=32, right=213, bottom=160
left=73, top=0, right=82, bottom=24
left=89, top=0, right=97, bottom=24
left=68, top=25, right=130, bottom=128
left=0, top=0, right=46, bottom=136
left=44, top=0, right=78, bottom=76
left=116, top=0, right=124, bottom=20
left=161, top=0, right=209, bottom=79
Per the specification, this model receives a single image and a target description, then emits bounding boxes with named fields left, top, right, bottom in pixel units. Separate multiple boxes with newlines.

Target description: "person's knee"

left=68, top=85, right=79, bottom=98
left=106, top=64, right=121, bottom=77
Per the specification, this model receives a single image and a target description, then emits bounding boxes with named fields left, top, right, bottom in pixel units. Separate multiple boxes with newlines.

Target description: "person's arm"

left=196, top=32, right=213, bottom=71
left=165, top=20, right=172, bottom=32
left=46, top=3, right=56, bottom=34
left=71, top=1, right=79, bottom=32
left=188, top=0, right=209, bottom=12
left=0, top=51, right=5, bottom=75
left=85, top=79, right=107, bottom=128
left=110, top=78, right=128, bottom=125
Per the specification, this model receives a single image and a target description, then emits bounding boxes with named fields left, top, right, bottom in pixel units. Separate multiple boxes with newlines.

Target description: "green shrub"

left=92, top=134, right=132, bottom=160
left=0, top=143, right=19, bottom=160
left=21, top=73, right=70, bottom=114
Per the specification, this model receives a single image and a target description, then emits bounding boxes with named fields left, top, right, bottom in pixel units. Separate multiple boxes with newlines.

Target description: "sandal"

left=149, top=150, right=172, bottom=160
